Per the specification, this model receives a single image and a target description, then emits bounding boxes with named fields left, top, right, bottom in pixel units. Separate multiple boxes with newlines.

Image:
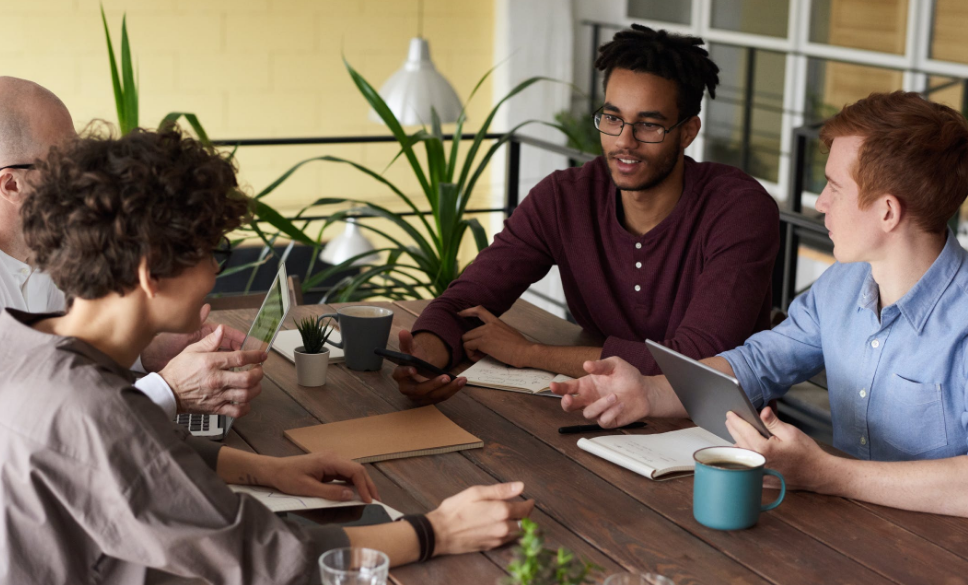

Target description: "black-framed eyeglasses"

left=592, top=107, right=689, bottom=144
left=212, top=237, right=233, bottom=275
left=0, top=164, right=35, bottom=172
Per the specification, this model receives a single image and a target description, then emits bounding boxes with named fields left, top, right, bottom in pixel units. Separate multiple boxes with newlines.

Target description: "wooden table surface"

left=212, top=300, right=968, bottom=585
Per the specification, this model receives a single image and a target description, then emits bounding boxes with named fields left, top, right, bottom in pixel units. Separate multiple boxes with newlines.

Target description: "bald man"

left=0, top=76, right=264, bottom=420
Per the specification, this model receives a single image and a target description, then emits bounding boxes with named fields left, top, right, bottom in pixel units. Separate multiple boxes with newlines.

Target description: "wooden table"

left=213, top=300, right=968, bottom=585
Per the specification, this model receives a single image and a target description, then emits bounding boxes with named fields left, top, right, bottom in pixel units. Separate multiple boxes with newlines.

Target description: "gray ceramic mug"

left=320, top=306, right=394, bottom=371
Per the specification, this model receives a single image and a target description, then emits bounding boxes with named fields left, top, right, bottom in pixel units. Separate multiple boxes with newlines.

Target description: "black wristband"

left=398, top=514, right=436, bottom=562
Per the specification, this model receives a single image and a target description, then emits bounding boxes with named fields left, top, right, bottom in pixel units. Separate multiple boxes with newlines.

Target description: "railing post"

left=589, top=23, right=601, bottom=116
left=741, top=47, right=756, bottom=174
left=505, top=138, right=521, bottom=217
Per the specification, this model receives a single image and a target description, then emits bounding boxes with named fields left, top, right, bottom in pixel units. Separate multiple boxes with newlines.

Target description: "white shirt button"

left=19, top=268, right=28, bottom=276
left=860, top=436, right=867, bottom=445
left=859, top=389, right=867, bottom=398
left=635, top=243, right=642, bottom=249
left=871, top=340, right=880, bottom=348
left=634, top=285, right=641, bottom=292
left=635, top=262, right=642, bottom=269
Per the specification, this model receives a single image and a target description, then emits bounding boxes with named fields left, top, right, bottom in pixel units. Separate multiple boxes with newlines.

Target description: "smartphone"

left=286, top=504, right=393, bottom=528
left=374, top=348, right=450, bottom=379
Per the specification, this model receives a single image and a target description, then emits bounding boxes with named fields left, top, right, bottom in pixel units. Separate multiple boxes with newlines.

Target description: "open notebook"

left=578, top=426, right=731, bottom=480
left=272, top=328, right=345, bottom=364
left=229, top=484, right=402, bottom=519
left=461, top=356, right=573, bottom=397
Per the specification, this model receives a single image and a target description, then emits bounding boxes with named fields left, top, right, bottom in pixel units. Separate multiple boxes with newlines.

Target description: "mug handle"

left=318, top=313, right=344, bottom=349
left=760, top=469, right=786, bottom=512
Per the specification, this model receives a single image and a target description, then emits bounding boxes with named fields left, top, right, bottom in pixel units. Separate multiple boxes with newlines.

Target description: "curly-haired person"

left=394, top=25, right=780, bottom=405
left=0, top=75, right=264, bottom=421
left=0, top=128, right=534, bottom=584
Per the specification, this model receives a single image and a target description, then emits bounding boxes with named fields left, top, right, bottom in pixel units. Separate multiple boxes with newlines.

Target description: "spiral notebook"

left=284, top=406, right=483, bottom=463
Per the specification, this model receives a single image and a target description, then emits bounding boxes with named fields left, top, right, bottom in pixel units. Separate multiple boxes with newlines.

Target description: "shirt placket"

left=855, top=312, right=896, bottom=460
left=633, top=240, right=645, bottom=302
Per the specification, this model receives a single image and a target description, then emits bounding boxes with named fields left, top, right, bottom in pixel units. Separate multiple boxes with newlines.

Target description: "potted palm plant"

left=294, top=316, right=336, bottom=387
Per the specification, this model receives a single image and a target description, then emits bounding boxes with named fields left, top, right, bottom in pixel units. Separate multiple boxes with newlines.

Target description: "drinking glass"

left=319, top=547, right=389, bottom=585
left=604, top=572, right=675, bottom=585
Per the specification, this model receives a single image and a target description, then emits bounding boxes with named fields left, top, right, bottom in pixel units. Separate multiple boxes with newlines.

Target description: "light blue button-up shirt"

left=720, top=232, right=968, bottom=461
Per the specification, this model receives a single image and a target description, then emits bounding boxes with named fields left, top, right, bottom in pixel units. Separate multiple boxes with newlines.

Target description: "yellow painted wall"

left=1, top=0, right=497, bottom=263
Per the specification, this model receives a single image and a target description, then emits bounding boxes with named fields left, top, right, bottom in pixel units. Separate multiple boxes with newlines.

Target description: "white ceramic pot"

left=294, top=346, right=329, bottom=387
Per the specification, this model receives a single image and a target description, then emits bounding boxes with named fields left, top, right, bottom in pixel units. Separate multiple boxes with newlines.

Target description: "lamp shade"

left=320, top=219, right=380, bottom=266
left=369, top=37, right=462, bottom=126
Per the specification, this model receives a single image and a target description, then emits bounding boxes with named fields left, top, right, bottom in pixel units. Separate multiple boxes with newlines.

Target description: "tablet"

left=646, top=340, right=771, bottom=442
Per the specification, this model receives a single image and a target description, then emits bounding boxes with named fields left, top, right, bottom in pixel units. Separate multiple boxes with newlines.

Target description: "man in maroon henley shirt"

left=393, top=25, right=779, bottom=404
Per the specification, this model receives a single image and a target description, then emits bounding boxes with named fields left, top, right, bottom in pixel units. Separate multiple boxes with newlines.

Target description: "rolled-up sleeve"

left=719, top=280, right=826, bottom=407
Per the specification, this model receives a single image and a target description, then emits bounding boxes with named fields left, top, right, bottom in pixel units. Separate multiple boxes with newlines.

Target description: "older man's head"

left=0, top=77, right=76, bottom=259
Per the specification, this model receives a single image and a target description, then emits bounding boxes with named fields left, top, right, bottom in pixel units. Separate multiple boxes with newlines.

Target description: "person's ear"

left=136, top=257, right=160, bottom=299
left=679, top=116, right=701, bottom=150
left=881, top=194, right=902, bottom=233
left=0, top=170, right=26, bottom=206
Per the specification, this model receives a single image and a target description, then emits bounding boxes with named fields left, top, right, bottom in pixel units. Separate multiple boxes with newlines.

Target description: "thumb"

left=475, top=481, right=524, bottom=502
left=399, top=330, right=414, bottom=355
left=583, top=358, right=614, bottom=376
left=191, top=324, right=224, bottom=353
left=198, top=303, right=212, bottom=324
left=761, top=406, right=781, bottom=429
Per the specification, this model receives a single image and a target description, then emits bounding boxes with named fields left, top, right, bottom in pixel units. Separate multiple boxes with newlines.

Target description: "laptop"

left=175, top=264, right=293, bottom=440
left=645, top=340, right=771, bottom=442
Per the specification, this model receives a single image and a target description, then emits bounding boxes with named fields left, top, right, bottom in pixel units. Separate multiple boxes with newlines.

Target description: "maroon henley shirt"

left=413, top=155, right=780, bottom=375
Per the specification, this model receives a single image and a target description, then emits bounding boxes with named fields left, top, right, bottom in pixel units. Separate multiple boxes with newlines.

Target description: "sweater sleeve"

left=601, top=187, right=780, bottom=374
left=412, top=174, right=562, bottom=368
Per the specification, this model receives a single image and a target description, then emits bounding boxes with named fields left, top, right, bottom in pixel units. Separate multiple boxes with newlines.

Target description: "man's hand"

left=726, top=407, right=833, bottom=492
left=262, top=452, right=380, bottom=503
left=393, top=330, right=465, bottom=405
left=159, top=325, right=266, bottom=418
left=427, top=482, right=535, bottom=556
left=141, top=304, right=247, bottom=372
left=550, top=357, right=651, bottom=428
left=459, top=306, right=535, bottom=367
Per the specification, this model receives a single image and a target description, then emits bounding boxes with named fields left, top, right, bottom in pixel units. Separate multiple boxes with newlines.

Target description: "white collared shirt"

left=0, top=249, right=177, bottom=418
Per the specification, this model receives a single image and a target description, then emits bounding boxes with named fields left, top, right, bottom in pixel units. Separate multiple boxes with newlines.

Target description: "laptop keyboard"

left=175, top=414, right=211, bottom=433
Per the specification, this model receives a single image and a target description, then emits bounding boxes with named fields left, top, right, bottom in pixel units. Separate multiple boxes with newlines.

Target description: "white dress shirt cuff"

left=134, top=373, right=178, bottom=419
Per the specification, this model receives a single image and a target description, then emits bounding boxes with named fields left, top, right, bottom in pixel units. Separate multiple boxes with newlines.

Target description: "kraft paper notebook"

left=578, top=426, right=731, bottom=480
left=462, top=356, right=574, bottom=397
left=272, top=329, right=344, bottom=364
left=284, top=405, right=483, bottom=463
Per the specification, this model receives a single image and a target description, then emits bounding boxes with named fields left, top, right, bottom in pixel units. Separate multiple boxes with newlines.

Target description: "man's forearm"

left=526, top=345, right=603, bottom=378
left=818, top=455, right=968, bottom=517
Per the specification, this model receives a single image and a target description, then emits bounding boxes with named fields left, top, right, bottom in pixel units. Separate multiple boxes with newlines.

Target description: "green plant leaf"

left=251, top=199, right=314, bottom=246
left=159, top=112, right=212, bottom=147
left=464, top=217, right=488, bottom=253
left=301, top=246, right=398, bottom=290
left=120, top=14, right=138, bottom=132
left=100, top=6, right=126, bottom=133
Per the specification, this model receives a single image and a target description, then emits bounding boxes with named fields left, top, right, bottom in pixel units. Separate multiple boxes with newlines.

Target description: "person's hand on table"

left=393, top=330, right=465, bottom=405
left=726, top=407, right=833, bottom=491
left=140, top=303, right=246, bottom=371
left=427, top=482, right=534, bottom=555
left=458, top=306, right=535, bottom=367
left=263, top=452, right=380, bottom=503
left=550, top=357, right=651, bottom=428
left=159, top=325, right=266, bottom=417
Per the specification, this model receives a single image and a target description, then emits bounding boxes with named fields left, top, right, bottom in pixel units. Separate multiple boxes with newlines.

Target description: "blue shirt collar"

left=856, top=230, right=965, bottom=334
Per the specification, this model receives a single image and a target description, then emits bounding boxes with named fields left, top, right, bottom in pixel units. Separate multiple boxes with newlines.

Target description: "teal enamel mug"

left=693, top=446, right=786, bottom=530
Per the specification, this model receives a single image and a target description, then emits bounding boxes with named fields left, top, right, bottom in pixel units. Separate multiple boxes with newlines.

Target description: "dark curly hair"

left=596, top=24, right=720, bottom=120
left=22, top=126, right=251, bottom=300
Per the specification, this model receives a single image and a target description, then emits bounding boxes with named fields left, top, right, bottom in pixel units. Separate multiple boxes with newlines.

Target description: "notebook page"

left=273, top=329, right=344, bottom=363
left=229, top=485, right=402, bottom=519
left=463, top=356, right=573, bottom=393
left=584, top=427, right=730, bottom=474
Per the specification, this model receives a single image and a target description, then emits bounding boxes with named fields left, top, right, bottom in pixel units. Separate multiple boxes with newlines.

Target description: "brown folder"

left=283, top=405, right=483, bottom=463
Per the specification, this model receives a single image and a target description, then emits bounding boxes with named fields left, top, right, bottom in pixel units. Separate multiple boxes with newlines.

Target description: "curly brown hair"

left=22, top=126, right=251, bottom=300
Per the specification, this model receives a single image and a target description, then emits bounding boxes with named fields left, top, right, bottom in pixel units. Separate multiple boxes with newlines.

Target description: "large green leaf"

left=119, top=15, right=138, bottom=132
left=251, top=199, right=314, bottom=246
left=464, top=217, right=489, bottom=253
left=100, top=6, right=127, bottom=133
left=159, top=112, right=212, bottom=147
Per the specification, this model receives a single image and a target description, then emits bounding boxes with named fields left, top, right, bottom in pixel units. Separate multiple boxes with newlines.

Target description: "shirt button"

left=871, top=340, right=880, bottom=348
left=635, top=243, right=642, bottom=249
left=860, top=436, right=867, bottom=445
left=635, top=262, right=642, bottom=269
left=634, top=285, right=641, bottom=292
left=859, top=389, right=867, bottom=398
left=19, top=268, right=28, bottom=275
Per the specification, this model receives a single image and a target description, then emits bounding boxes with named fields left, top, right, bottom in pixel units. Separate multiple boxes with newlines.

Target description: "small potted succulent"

left=504, top=518, right=601, bottom=585
left=294, top=316, right=336, bottom=387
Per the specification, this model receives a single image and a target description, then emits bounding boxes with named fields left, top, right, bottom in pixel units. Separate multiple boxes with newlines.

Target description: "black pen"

left=557, top=422, right=647, bottom=434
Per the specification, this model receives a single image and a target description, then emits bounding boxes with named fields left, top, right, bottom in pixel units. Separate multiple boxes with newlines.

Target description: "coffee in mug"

left=692, top=446, right=785, bottom=530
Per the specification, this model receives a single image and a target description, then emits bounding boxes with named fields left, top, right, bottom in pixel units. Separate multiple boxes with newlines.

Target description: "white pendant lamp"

left=320, top=218, right=380, bottom=267
left=368, top=1, right=462, bottom=126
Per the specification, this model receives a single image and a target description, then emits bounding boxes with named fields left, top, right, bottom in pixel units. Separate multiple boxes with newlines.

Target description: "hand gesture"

left=265, top=451, right=380, bottom=503
left=427, top=482, right=535, bottom=556
left=141, top=304, right=247, bottom=371
left=393, top=330, right=465, bottom=405
left=550, top=357, right=650, bottom=428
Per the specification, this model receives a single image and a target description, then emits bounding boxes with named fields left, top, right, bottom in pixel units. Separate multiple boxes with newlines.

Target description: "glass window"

left=924, top=76, right=966, bottom=114
left=930, top=0, right=968, bottom=65
left=703, top=44, right=785, bottom=183
left=809, top=0, right=908, bottom=55
left=626, top=0, right=691, bottom=24
left=710, top=0, right=789, bottom=38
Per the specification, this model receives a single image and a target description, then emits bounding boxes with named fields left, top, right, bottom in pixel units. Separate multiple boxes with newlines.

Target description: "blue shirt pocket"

left=883, top=374, right=948, bottom=456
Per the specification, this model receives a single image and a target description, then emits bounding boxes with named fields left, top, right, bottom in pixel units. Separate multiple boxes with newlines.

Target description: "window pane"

left=703, top=44, right=785, bottom=183
left=627, top=0, right=691, bottom=24
left=930, top=0, right=968, bottom=64
left=710, top=0, right=789, bottom=38
left=924, top=76, right=966, bottom=113
left=809, top=0, right=908, bottom=55
left=802, top=58, right=903, bottom=193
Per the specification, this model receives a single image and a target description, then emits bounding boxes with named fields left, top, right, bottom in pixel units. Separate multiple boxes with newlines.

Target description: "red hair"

left=820, top=91, right=968, bottom=233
